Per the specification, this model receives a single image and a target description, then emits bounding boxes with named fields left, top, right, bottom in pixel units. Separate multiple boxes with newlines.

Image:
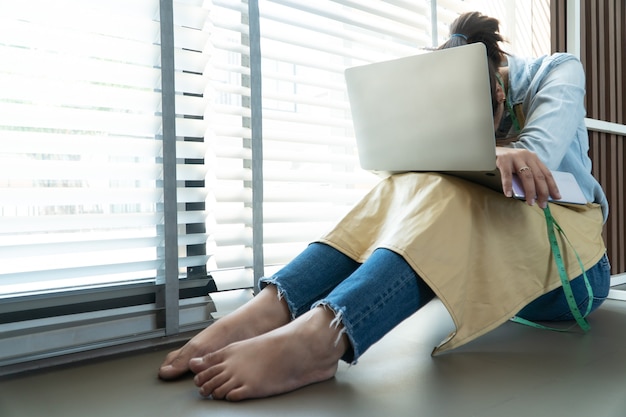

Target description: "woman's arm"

left=497, top=58, right=586, bottom=207
left=508, top=58, right=587, bottom=169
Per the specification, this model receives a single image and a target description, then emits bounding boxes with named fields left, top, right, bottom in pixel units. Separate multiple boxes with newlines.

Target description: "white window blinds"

left=0, top=0, right=221, bottom=369
left=0, top=0, right=165, bottom=294
left=258, top=0, right=428, bottom=271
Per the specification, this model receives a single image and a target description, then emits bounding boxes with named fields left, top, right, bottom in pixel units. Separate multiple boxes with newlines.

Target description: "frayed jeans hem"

left=311, top=300, right=359, bottom=365
left=258, top=277, right=299, bottom=321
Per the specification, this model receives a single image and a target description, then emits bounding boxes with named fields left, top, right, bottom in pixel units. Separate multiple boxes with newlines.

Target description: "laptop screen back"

left=345, top=43, right=496, bottom=172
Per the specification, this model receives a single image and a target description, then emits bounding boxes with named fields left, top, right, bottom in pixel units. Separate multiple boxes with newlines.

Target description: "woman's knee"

left=516, top=254, right=611, bottom=322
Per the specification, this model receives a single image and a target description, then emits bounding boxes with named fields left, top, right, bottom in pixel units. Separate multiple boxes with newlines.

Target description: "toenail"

left=198, top=386, right=209, bottom=397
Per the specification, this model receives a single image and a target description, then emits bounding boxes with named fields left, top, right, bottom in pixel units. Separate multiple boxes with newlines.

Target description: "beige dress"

left=317, top=172, right=606, bottom=355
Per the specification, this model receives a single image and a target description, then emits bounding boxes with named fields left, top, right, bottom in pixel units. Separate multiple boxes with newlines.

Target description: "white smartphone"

left=511, top=171, right=587, bottom=205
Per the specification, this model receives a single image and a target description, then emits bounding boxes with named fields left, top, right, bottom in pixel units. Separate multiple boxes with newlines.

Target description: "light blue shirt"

left=505, top=53, right=609, bottom=222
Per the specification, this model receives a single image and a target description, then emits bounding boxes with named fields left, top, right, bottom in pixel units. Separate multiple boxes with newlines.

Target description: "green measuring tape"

left=511, top=205, right=594, bottom=332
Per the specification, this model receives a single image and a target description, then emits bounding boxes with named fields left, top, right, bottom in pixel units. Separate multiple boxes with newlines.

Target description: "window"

left=0, top=0, right=219, bottom=370
left=0, top=0, right=550, bottom=372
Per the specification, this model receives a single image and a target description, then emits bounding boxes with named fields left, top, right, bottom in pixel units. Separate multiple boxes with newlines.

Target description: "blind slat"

left=1, top=46, right=161, bottom=88
left=0, top=133, right=159, bottom=156
left=0, top=260, right=160, bottom=295
left=0, top=104, right=161, bottom=137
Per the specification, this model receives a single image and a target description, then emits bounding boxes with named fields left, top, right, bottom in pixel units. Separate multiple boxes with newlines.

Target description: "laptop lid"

left=345, top=42, right=496, bottom=173
left=344, top=43, right=587, bottom=205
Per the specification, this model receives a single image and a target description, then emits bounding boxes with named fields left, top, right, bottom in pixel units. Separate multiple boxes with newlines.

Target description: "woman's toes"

left=197, top=369, right=232, bottom=398
left=158, top=351, right=190, bottom=380
left=189, top=355, right=210, bottom=374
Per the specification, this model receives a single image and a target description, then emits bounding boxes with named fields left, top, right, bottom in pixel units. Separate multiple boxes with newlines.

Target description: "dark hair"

left=438, top=12, right=508, bottom=114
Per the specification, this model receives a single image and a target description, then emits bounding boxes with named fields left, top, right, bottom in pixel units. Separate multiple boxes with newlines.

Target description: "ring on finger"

left=518, top=166, right=531, bottom=174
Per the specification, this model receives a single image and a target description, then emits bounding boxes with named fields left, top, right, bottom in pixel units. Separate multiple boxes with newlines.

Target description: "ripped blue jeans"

left=259, top=243, right=611, bottom=364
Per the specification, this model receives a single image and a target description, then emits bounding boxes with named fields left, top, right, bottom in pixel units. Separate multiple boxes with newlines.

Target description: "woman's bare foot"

left=189, top=306, right=349, bottom=401
left=158, top=285, right=291, bottom=380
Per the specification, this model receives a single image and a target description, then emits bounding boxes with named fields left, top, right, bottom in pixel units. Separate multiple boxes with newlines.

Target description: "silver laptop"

left=345, top=43, right=586, bottom=204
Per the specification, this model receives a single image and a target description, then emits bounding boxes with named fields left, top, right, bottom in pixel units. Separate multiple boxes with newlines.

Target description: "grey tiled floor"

left=2, top=296, right=626, bottom=417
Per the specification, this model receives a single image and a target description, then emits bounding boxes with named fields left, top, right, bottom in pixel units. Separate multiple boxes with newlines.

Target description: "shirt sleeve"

left=508, top=58, right=587, bottom=171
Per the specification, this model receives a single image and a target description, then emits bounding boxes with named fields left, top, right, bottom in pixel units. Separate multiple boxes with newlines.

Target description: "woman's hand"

left=496, top=147, right=561, bottom=208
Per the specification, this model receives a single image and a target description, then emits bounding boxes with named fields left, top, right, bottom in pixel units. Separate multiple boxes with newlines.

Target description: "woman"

left=158, top=12, right=610, bottom=401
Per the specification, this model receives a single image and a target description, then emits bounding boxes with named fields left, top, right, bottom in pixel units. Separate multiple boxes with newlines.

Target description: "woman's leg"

left=516, top=254, right=611, bottom=321
left=312, top=248, right=436, bottom=363
left=159, top=243, right=360, bottom=380
left=190, top=248, right=435, bottom=400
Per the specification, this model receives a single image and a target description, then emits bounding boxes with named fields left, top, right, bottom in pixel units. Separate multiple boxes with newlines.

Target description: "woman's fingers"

left=496, top=147, right=561, bottom=207
left=516, top=163, right=547, bottom=207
